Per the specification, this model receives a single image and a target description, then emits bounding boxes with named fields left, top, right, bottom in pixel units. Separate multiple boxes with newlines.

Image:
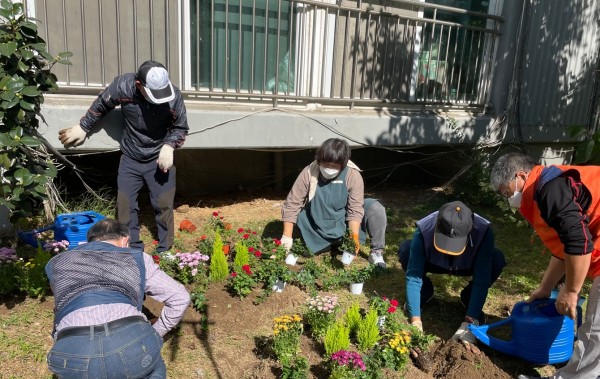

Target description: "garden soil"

left=0, top=189, right=538, bottom=378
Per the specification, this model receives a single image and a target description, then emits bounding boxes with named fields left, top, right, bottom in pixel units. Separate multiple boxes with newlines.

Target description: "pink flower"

left=390, top=299, right=399, bottom=307
left=191, top=268, right=198, bottom=276
left=248, top=247, right=255, bottom=252
left=387, top=306, right=397, bottom=313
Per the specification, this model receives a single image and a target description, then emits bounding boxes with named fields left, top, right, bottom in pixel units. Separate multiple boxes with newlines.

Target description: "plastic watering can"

left=469, top=298, right=583, bottom=364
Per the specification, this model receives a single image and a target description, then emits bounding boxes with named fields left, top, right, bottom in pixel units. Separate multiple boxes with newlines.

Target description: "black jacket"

left=79, top=73, right=188, bottom=162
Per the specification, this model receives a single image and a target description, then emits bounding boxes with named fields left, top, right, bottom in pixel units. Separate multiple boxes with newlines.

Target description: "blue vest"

left=46, top=241, right=146, bottom=327
left=416, top=212, right=491, bottom=271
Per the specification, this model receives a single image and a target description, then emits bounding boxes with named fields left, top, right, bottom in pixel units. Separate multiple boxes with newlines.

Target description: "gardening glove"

left=411, top=320, right=423, bottom=332
left=280, top=235, right=293, bottom=253
left=157, top=144, right=174, bottom=173
left=58, top=124, right=87, bottom=147
left=352, top=232, right=360, bottom=254
left=451, top=321, right=481, bottom=354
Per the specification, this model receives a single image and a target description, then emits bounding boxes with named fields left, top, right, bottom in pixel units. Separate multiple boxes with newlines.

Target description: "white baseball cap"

left=135, top=60, right=175, bottom=104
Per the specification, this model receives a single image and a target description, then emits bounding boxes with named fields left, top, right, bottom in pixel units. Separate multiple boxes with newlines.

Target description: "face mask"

left=507, top=177, right=523, bottom=208
left=320, top=167, right=340, bottom=179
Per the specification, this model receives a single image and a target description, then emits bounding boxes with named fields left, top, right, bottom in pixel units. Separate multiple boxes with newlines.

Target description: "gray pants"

left=553, top=275, right=600, bottom=379
left=362, top=199, right=387, bottom=252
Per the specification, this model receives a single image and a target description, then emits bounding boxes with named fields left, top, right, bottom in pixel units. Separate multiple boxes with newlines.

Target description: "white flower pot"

left=272, top=280, right=286, bottom=293
left=341, top=251, right=355, bottom=265
left=350, top=282, right=364, bottom=295
left=285, top=254, right=298, bottom=266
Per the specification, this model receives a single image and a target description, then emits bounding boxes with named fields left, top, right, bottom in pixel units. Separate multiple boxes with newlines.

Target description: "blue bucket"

left=18, top=211, right=105, bottom=249
left=469, top=298, right=582, bottom=364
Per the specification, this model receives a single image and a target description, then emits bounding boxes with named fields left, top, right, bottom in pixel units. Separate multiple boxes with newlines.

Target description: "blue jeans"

left=47, top=319, right=166, bottom=379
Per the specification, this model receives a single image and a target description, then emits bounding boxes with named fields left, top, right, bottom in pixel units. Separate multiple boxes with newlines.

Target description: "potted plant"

left=368, top=295, right=400, bottom=330
left=345, top=265, right=372, bottom=295
left=286, top=238, right=307, bottom=266
left=340, top=229, right=358, bottom=265
left=257, top=259, right=294, bottom=293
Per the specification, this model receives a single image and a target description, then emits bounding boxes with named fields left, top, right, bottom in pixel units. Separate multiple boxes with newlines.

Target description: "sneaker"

left=368, top=250, right=387, bottom=269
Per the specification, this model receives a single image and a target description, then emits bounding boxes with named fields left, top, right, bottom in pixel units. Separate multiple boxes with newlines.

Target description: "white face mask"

left=320, top=166, right=340, bottom=179
left=507, top=177, right=523, bottom=208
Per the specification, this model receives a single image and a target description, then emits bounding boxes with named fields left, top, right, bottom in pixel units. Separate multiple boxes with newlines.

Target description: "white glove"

left=451, top=321, right=478, bottom=344
left=411, top=320, right=423, bottom=332
left=280, top=235, right=293, bottom=253
left=157, top=145, right=174, bottom=172
left=58, top=124, right=87, bottom=147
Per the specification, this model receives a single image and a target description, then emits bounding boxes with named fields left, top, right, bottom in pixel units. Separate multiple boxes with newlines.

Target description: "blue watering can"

left=18, top=211, right=105, bottom=249
left=469, top=297, right=583, bottom=364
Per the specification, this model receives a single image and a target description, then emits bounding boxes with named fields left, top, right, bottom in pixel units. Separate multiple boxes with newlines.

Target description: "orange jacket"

left=520, top=165, right=600, bottom=278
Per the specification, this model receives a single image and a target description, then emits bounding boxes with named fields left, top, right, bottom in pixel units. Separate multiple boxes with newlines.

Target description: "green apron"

left=297, top=167, right=372, bottom=254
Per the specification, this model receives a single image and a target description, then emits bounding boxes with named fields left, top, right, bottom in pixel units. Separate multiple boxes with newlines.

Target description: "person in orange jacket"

left=490, top=152, right=600, bottom=379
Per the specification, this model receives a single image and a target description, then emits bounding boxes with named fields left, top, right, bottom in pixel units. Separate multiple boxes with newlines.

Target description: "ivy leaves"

left=0, top=0, right=67, bottom=220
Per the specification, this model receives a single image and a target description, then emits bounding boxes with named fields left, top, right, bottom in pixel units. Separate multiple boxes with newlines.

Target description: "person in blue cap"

left=398, top=200, right=506, bottom=353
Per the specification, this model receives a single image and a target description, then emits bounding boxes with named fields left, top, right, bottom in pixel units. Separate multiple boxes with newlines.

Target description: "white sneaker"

left=368, top=250, right=386, bottom=269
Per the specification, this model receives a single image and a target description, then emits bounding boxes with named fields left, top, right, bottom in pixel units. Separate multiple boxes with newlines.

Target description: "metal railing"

left=25, top=0, right=503, bottom=108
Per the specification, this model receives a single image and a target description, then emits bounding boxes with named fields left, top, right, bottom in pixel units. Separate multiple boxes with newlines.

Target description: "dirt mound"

left=429, top=340, right=511, bottom=379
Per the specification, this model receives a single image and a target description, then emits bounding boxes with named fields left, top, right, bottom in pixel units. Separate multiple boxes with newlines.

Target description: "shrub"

left=356, top=309, right=380, bottom=352
left=209, top=233, right=229, bottom=282
left=344, top=303, right=362, bottom=337
left=324, top=321, right=350, bottom=356
left=15, top=247, right=51, bottom=297
left=233, top=241, right=250, bottom=272
left=0, top=247, right=19, bottom=295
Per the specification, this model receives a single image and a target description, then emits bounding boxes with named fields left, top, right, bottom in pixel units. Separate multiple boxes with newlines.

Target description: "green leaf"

left=13, top=167, right=34, bottom=186
left=568, top=125, right=587, bottom=138
left=7, top=79, right=25, bottom=92
left=1, top=96, right=20, bottom=110
left=19, top=48, right=34, bottom=60
left=0, top=153, right=10, bottom=168
left=0, top=42, right=17, bottom=57
left=20, top=86, right=40, bottom=97
left=57, top=59, right=72, bottom=66
left=9, top=126, right=22, bottom=139
left=19, top=99, right=36, bottom=111
left=0, top=8, right=11, bottom=20
left=19, top=135, right=40, bottom=147
left=574, top=140, right=595, bottom=164
left=17, top=61, right=29, bottom=72
left=19, top=21, right=38, bottom=32
left=0, top=199, right=15, bottom=211
left=0, top=133, right=17, bottom=147
left=57, top=51, right=73, bottom=58
left=45, top=163, right=57, bottom=178
left=0, top=90, right=15, bottom=101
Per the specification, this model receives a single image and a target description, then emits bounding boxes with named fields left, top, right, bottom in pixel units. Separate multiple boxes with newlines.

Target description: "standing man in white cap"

left=58, top=60, right=188, bottom=253
left=398, top=201, right=506, bottom=353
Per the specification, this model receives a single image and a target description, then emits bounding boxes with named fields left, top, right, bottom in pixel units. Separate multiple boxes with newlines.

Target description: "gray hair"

left=87, top=219, right=130, bottom=242
left=490, top=152, right=537, bottom=191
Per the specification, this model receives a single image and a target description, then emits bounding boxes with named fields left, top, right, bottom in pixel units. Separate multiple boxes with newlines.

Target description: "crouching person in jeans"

left=45, top=219, right=190, bottom=378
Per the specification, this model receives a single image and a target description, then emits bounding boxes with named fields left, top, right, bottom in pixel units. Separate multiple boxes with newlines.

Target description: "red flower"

left=243, top=234, right=250, bottom=239
left=248, top=247, right=255, bottom=252
left=390, top=299, right=399, bottom=307
left=237, top=228, right=245, bottom=233
left=230, top=272, right=238, bottom=277
left=212, top=211, right=219, bottom=217
left=242, top=265, right=253, bottom=275
left=274, top=238, right=281, bottom=246
left=152, top=240, right=158, bottom=245
left=219, top=216, right=224, bottom=220
left=252, top=231, right=257, bottom=235
left=383, top=296, right=388, bottom=301
left=253, top=250, right=262, bottom=257
left=200, top=235, right=207, bottom=240
left=387, top=306, right=397, bottom=314
left=152, top=255, right=160, bottom=264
